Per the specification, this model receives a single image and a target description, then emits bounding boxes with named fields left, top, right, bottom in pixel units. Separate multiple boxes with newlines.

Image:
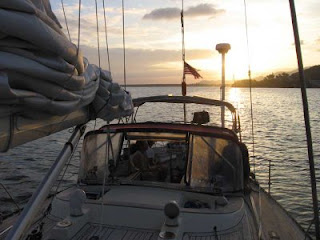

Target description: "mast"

left=288, top=1, right=320, bottom=239
left=216, top=43, right=231, bottom=128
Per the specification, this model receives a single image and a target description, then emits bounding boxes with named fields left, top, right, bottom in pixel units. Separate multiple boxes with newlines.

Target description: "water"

left=1, top=87, right=319, bottom=237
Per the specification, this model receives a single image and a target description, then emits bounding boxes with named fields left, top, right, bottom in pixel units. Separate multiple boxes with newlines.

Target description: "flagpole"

left=181, top=0, right=187, bottom=123
left=181, top=0, right=203, bottom=124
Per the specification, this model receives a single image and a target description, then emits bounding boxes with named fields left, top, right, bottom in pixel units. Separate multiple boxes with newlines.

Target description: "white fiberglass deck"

left=69, top=223, right=244, bottom=240
left=71, top=224, right=159, bottom=240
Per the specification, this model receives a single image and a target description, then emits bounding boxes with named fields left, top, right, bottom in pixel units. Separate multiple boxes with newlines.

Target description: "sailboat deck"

left=183, top=231, right=243, bottom=240
left=1, top=184, right=310, bottom=240
left=250, top=182, right=311, bottom=240
left=65, top=223, right=246, bottom=240
left=71, top=224, right=159, bottom=240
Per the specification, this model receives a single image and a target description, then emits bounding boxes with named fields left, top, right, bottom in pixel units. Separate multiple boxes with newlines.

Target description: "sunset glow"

left=51, top=0, right=320, bottom=84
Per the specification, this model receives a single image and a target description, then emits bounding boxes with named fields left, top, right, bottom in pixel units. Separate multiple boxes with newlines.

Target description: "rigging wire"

left=243, top=0, right=256, bottom=174
left=0, top=183, right=21, bottom=214
left=60, top=0, right=71, bottom=41
left=98, top=125, right=110, bottom=236
left=102, top=0, right=112, bottom=73
left=243, top=1, right=261, bottom=238
left=51, top=128, right=80, bottom=199
left=181, top=0, right=186, bottom=69
left=288, top=0, right=320, bottom=238
left=94, top=0, right=101, bottom=70
left=122, top=0, right=127, bottom=90
left=35, top=126, right=82, bottom=229
left=94, top=0, right=102, bottom=129
left=97, top=125, right=116, bottom=236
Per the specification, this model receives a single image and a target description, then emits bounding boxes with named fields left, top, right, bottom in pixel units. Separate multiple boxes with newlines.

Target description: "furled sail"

left=0, top=0, right=133, bottom=152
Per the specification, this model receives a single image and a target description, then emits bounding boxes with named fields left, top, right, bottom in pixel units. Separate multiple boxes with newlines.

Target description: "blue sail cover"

left=0, top=0, right=133, bottom=121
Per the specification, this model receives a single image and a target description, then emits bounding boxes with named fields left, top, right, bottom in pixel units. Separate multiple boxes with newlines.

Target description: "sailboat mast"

left=288, top=0, right=320, bottom=239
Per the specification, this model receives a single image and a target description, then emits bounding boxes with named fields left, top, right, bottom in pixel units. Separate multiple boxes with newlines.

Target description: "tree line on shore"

left=232, top=65, right=320, bottom=88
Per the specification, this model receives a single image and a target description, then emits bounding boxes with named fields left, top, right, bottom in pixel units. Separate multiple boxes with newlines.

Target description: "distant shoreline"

left=123, top=84, right=319, bottom=88
left=124, top=65, right=320, bottom=88
left=124, top=84, right=225, bottom=87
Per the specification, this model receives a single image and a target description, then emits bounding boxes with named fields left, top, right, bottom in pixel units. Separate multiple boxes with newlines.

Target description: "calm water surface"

left=0, top=87, right=319, bottom=237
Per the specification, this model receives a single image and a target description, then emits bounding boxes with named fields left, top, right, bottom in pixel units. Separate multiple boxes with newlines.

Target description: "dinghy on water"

left=0, top=0, right=319, bottom=239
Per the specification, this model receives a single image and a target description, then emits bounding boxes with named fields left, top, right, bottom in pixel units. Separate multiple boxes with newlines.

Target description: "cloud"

left=143, top=8, right=180, bottom=20
left=185, top=4, right=225, bottom=18
left=80, top=46, right=214, bottom=84
left=143, top=4, right=225, bottom=21
left=54, top=6, right=125, bottom=47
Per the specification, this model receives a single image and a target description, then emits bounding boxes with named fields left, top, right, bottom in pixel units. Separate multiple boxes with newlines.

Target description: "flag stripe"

left=184, top=61, right=202, bottom=79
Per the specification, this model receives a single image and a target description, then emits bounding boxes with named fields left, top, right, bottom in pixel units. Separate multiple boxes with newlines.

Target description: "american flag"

left=184, top=61, right=202, bottom=79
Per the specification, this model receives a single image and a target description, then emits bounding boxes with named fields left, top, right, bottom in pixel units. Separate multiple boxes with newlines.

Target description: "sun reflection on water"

left=228, top=87, right=241, bottom=105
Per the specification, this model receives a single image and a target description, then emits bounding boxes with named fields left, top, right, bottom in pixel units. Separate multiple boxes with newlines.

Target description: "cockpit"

left=78, top=123, right=245, bottom=194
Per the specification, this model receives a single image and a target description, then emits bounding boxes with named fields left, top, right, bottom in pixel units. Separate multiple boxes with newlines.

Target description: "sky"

left=51, top=0, right=320, bottom=84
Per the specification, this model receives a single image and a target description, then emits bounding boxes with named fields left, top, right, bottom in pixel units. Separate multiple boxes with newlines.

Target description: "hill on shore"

left=232, top=65, right=320, bottom=88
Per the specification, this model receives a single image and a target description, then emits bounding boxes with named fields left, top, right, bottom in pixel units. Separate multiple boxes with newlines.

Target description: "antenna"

left=216, top=43, right=231, bottom=128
